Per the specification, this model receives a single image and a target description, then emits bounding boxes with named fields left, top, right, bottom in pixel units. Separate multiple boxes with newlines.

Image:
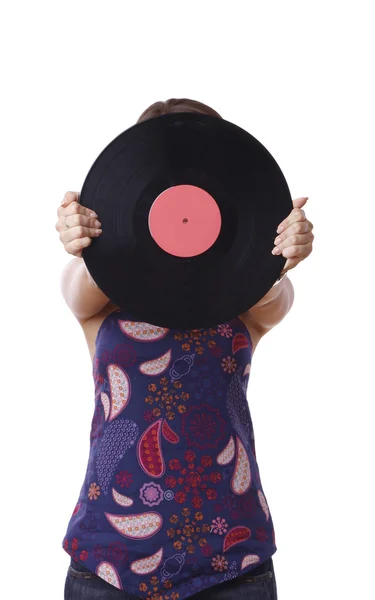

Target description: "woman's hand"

left=55, top=191, right=102, bottom=257
left=272, top=196, right=314, bottom=275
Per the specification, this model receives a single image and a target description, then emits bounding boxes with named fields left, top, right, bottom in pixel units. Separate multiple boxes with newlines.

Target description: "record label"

left=148, top=184, right=222, bottom=257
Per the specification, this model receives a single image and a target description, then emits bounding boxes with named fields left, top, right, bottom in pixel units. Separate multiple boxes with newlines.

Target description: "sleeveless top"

left=62, top=308, right=277, bottom=599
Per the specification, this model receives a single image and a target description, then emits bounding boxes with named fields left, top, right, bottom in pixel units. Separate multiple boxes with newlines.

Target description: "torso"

left=79, top=302, right=263, bottom=364
left=63, top=299, right=277, bottom=596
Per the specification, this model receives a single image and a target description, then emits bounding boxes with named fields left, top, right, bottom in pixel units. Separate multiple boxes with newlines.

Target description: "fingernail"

left=61, top=200, right=66, bottom=206
left=277, top=225, right=284, bottom=233
left=90, top=212, right=98, bottom=218
left=272, top=246, right=281, bottom=255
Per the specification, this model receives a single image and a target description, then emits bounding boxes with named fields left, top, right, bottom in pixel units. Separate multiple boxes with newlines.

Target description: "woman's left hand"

left=272, top=196, right=314, bottom=275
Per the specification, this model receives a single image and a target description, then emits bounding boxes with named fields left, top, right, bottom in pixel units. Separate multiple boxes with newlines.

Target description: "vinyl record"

left=81, top=112, right=292, bottom=329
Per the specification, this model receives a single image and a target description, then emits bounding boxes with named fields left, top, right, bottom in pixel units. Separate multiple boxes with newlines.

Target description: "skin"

left=56, top=192, right=314, bottom=362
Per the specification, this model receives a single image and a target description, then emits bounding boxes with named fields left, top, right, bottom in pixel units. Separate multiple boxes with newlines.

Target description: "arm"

left=241, top=195, right=313, bottom=335
left=241, top=275, right=294, bottom=334
left=60, top=257, right=111, bottom=320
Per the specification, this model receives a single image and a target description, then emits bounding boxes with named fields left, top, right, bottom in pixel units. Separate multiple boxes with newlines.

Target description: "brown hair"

left=136, top=97, right=223, bottom=124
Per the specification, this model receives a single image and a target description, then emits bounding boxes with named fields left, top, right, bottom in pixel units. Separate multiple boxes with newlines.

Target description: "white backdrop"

left=1, top=1, right=374, bottom=598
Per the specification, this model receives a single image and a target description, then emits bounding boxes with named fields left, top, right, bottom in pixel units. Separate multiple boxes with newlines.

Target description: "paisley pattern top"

left=62, top=308, right=277, bottom=600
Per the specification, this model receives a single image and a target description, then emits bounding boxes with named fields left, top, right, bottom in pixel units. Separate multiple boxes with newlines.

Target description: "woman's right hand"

left=55, top=191, right=102, bottom=257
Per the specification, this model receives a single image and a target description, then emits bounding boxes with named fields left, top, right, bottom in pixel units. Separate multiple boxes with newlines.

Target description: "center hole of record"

left=182, top=218, right=188, bottom=224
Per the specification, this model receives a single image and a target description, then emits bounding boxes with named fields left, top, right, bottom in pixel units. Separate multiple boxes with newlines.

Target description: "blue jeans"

left=64, top=556, right=277, bottom=599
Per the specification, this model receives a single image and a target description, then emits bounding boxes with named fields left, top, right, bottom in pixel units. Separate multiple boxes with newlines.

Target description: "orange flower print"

left=139, top=583, right=148, bottom=592
left=221, top=356, right=237, bottom=373
left=211, top=554, right=228, bottom=572
left=191, top=330, right=202, bottom=341
left=144, top=376, right=189, bottom=423
left=88, top=483, right=100, bottom=500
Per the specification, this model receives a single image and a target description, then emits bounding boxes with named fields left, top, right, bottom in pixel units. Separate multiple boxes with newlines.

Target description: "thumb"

left=292, top=196, right=309, bottom=209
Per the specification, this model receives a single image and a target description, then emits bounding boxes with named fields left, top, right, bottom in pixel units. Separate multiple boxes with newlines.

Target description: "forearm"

left=60, top=257, right=111, bottom=319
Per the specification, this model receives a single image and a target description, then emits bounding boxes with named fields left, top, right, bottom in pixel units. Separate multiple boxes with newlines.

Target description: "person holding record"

left=56, top=97, right=314, bottom=600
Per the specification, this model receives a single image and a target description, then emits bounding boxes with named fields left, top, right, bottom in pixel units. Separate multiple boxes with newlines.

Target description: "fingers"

left=56, top=192, right=101, bottom=234
left=56, top=190, right=102, bottom=258
left=64, top=236, right=95, bottom=257
left=58, top=211, right=102, bottom=231
left=272, top=197, right=313, bottom=271
left=272, top=237, right=313, bottom=258
left=57, top=200, right=98, bottom=221
left=276, top=206, right=307, bottom=234
left=60, top=223, right=102, bottom=242
left=55, top=212, right=102, bottom=237
left=274, top=219, right=313, bottom=245
left=61, top=191, right=80, bottom=207
left=272, top=214, right=314, bottom=258
left=57, top=191, right=98, bottom=219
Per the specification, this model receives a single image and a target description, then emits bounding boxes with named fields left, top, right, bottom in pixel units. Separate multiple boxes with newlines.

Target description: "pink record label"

left=148, top=184, right=222, bottom=257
